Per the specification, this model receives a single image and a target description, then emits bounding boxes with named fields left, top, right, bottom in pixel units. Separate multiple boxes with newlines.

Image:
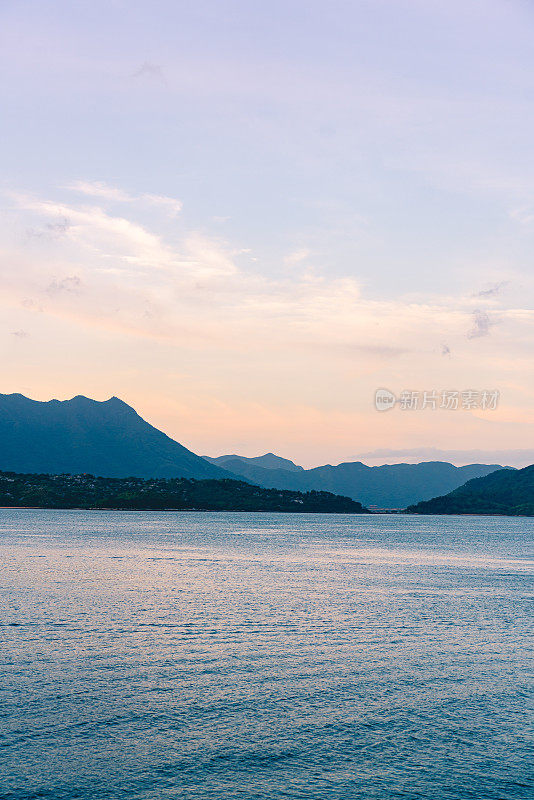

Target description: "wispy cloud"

left=509, top=205, right=534, bottom=226
left=66, top=181, right=182, bottom=216
left=25, top=217, right=71, bottom=241
left=3, top=187, right=532, bottom=367
left=14, top=194, right=182, bottom=272
left=284, top=248, right=311, bottom=267
left=46, top=275, right=82, bottom=295
left=131, top=62, right=167, bottom=85
left=474, top=281, right=509, bottom=298
left=467, top=309, right=494, bottom=339
left=68, top=182, right=132, bottom=202
left=142, top=194, right=183, bottom=215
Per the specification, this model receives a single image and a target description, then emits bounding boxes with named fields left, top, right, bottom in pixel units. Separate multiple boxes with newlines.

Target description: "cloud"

left=3, top=187, right=532, bottom=366
left=467, top=309, right=493, bottom=339
left=141, top=194, right=183, bottom=215
left=68, top=181, right=131, bottom=202
left=314, top=341, right=408, bottom=358
left=131, top=62, right=167, bottom=84
left=184, top=232, right=238, bottom=278
left=67, top=181, right=182, bottom=216
left=46, top=275, right=82, bottom=294
left=15, top=195, right=182, bottom=272
left=11, top=329, right=28, bottom=338
left=25, top=217, right=71, bottom=240
left=47, top=218, right=72, bottom=236
left=475, top=281, right=509, bottom=298
left=284, top=248, right=311, bottom=267
left=509, top=206, right=534, bottom=226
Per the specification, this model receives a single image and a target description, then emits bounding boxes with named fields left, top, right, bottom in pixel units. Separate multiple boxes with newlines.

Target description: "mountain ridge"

left=0, top=393, right=511, bottom=508
left=0, top=392, right=231, bottom=480
left=203, top=452, right=304, bottom=472
left=407, top=465, right=534, bottom=516
left=202, top=454, right=507, bottom=508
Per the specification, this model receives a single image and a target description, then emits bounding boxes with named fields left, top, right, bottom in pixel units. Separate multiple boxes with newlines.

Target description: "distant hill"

left=407, top=465, right=534, bottom=516
left=0, top=393, right=230, bottom=480
left=202, top=455, right=505, bottom=508
left=0, top=471, right=367, bottom=513
left=204, top=452, right=304, bottom=472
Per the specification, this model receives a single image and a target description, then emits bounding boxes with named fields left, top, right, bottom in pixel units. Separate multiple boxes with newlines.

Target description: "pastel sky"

left=1, top=0, right=533, bottom=467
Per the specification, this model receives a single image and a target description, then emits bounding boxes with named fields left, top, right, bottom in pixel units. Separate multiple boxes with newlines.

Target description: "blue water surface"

left=0, top=510, right=532, bottom=800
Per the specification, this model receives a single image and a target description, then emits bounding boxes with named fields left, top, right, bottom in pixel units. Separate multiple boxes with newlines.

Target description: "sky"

left=1, top=0, right=533, bottom=467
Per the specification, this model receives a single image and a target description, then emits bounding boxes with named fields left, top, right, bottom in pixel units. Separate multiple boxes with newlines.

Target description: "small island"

left=0, top=471, right=368, bottom=514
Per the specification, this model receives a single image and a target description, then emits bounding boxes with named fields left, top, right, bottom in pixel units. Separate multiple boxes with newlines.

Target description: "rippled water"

left=0, top=510, right=532, bottom=800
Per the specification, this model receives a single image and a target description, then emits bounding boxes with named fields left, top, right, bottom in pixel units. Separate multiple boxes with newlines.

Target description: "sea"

left=0, top=510, right=532, bottom=800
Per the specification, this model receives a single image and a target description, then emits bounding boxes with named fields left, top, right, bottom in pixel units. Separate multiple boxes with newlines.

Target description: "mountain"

left=0, top=393, right=231, bottom=480
left=0, top=392, right=507, bottom=508
left=407, top=465, right=534, bottom=516
left=201, top=456, right=506, bottom=509
left=202, top=457, right=306, bottom=491
left=203, top=452, right=304, bottom=472
left=0, top=471, right=367, bottom=513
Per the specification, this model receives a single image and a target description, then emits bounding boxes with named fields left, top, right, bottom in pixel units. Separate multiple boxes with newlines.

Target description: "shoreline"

left=0, top=506, right=532, bottom=518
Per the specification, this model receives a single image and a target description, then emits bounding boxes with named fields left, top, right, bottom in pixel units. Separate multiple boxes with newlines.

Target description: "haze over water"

left=1, top=510, right=532, bottom=800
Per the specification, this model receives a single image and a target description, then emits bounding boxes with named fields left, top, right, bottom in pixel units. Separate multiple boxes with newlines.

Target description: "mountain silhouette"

left=0, top=393, right=230, bottom=480
left=407, top=464, right=533, bottom=515
left=202, top=455, right=506, bottom=509
left=203, top=452, right=304, bottom=472
left=0, top=393, right=508, bottom=507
